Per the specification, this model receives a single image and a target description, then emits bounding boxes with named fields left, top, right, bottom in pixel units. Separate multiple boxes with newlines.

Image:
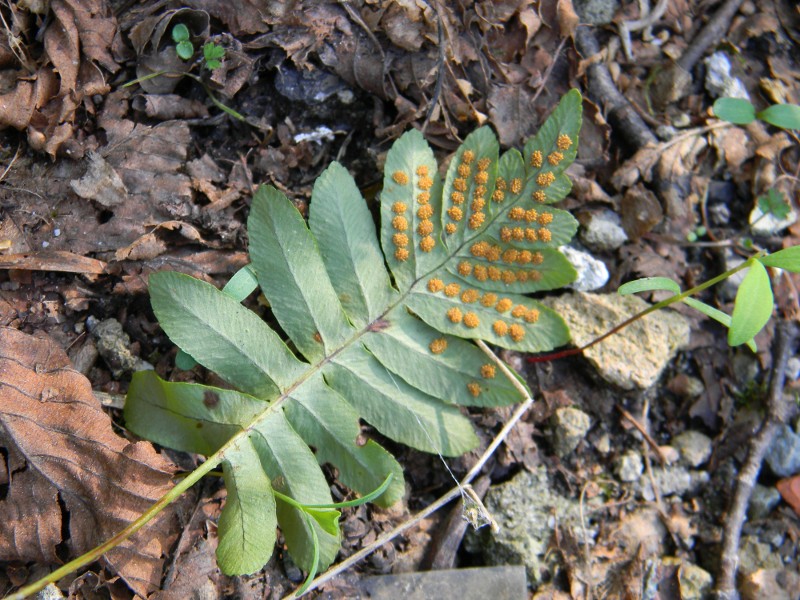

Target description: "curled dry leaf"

left=0, top=0, right=119, bottom=156
left=0, top=327, right=182, bottom=596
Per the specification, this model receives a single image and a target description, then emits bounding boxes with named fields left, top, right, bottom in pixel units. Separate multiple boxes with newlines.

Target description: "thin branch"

left=677, top=0, right=745, bottom=72
left=574, top=25, right=657, bottom=152
left=712, top=320, right=798, bottom=599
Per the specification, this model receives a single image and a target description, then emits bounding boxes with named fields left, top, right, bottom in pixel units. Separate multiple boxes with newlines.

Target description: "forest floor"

left=1, top=0, right=799, bottom=598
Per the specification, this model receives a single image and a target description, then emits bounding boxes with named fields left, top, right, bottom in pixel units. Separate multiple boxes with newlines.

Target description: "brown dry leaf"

left=0, top=327, right=181, bottom=596
left=487, top=84, right=538, bottom=147
left=0, top=0, right=118, bottom=156
left=556, top=0, right=579, bottom=38
left=114, top=220, right=208, bottom=262
left=69, top=150, right=128, bottom=208
left=776, top=475, right=800, bottom=515
left=0, top=250, right=106, bottom=274
left=709, top=126, right=751, bottom=170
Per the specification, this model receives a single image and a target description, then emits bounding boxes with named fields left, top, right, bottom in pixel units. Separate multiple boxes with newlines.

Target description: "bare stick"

left=712, top=320, right=797, bottom=599
left=285, top=341, right=533, bottom=598
left=574, top=25, right=657, bottom=152
left=677, top=0, right=745, bottom=72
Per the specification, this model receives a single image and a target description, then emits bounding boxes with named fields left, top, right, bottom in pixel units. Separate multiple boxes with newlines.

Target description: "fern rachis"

left=124, top=89, right=583, bottom=578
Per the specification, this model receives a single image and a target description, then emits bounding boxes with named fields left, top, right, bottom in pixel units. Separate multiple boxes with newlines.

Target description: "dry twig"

left=574, top=25, right=657, bottom=152
left=712, top=320, right=798, bottom=599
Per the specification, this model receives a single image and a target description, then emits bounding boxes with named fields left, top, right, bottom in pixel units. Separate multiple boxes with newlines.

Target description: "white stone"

left=561, top=245, right=609, bottom=291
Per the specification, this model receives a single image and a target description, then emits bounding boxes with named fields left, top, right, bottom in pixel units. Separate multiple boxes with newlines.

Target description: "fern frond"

left=125, top=90, right=583, bottom=576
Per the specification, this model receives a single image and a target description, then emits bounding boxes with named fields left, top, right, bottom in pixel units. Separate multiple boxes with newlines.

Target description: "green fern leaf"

left=125, top=89, right=583, bottom=576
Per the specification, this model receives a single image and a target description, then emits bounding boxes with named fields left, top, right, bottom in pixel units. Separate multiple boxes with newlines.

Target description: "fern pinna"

left=124, top=90, right=583, bottom=578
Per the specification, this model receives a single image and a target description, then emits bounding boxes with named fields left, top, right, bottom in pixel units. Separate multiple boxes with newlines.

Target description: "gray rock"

left=704, top=52, right=749, bottom=100
left=544, top=293, right=690, bottom=390
left=34, top=584, right=64, bottom=600
left=748, top=484, right=783, bottom=520
left=573, top=0, right=620, bottom=25
left=738, top=536, right=784, bottom=575
left=740, top=568, right=800, bottom=600
left=86, top=317, right=148, bottom=378
left=785, top=356, right=800, bottom=381
left=593, top=433, right=611, bottom=454
left=580, top=209, right=628, bottom=251
left=562, top=246, right=609, bottom=291
left=468, top=467, right=591, bottom=588
left=359, top=566, right=527, bottom=600
left=639, top=467, right=709, bottom=501
left=551, top=407, right=592, bottom=457
left=749, top=204, right=798, bottom=236
left=673, top=431, right=713, bottom=467
left=677, top=561, right=713, bottom=600
left=765, top=424, right=800, bottom=477
left=616, top=450, right=644, bottom=482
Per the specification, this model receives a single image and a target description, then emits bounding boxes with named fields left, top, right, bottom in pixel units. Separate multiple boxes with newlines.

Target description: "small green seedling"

left=171, top=23, right=194, bottom=61
left=170, top=22, right=224, bottom=70
left=713, top=97, right=800, bottom=129
left=619, top=246, right=800, bottom=350
left=757, top=188, right=792, bottom=221
left=203, top=42, right=225, bottom=70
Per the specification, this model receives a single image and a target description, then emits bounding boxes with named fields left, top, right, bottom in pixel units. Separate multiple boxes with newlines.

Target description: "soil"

left=1, top=1, right=799, bottom=599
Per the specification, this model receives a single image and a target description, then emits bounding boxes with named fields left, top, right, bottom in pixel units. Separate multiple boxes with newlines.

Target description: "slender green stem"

left=9, top=451, right=224, bottom=599
left=529, top=251, right=765, bottom=363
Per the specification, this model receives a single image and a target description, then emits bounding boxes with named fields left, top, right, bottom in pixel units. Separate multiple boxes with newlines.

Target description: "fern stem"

left=285, top=341, right=533, bottom=599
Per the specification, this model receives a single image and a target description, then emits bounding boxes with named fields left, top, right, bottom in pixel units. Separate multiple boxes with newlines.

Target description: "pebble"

left=749, top=204, right=798, bottom=236
left=765, top=424, right=800, bottom=478
left=740, top=568, right=800, bottom=600
left=639, top=467, right=709, bottom=501
left=544, top=293, right=690, bottom=390
left=676, top=561, right=713, bottom=600
left=561, top=245, right=609, bottom=291
left=551, top=407, right=592, bottom=457
left=579, top=209, right=628, bottom=252
left=673, top=431, right=713, bottom=467
left=616, top=450, right=644, bottom=482
left=704, top=51, right=749, bottom=100
left=749, top=484, right=783, bottom=519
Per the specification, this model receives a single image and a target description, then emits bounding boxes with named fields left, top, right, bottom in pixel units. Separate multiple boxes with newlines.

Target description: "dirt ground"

left=1, top=0, right=799, bottom=598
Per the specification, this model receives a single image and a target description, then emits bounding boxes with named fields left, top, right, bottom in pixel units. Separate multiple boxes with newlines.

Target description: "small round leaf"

left=176, top=40, right=194, bottom=60
left=171, top=23, right=190, bottom=43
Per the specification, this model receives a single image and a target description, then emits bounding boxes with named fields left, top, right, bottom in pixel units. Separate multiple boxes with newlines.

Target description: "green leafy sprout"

left=203, top=42, right=225, bottom=70
left=171, top=22, right=225, bottom=70
left=171, top=23, right=194, bottom=60
left=619, top=246, right=800, bottom=351
left=713, top=97, right=800, bottom=129
left=757, top=188, right=792, bottom=221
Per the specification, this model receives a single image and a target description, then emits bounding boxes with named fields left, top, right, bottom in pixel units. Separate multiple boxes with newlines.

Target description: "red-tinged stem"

left=528, top=253, right=764, bottom=364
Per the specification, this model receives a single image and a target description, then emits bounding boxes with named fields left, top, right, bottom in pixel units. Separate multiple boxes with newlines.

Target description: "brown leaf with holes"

left=0, top=327, right=181, bottom=596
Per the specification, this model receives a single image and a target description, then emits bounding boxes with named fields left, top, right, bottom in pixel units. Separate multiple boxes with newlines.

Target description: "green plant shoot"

left=171, top=23, right=193, bottom=60
left=619, top=246, right=800, bottom=349
left=203, top=42, right=225, bottom=69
